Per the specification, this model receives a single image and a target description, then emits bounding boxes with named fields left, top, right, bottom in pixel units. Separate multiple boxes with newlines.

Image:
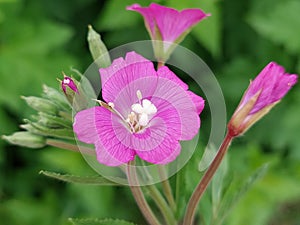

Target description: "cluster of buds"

left=3, top=25, right=111, bottom=150
left=3, top=84, right=73, bottom=148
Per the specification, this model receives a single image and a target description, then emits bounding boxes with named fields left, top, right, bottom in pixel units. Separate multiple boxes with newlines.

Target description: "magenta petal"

left=136, top=139, right=181, bottom=164
left=126, top=4, right=157, bottom=38
left=157, top=66, right=204, bottom=114
left=153, top=77, right=200, bottom=140
left=242, top=62, right=298, bottom=114
left=99, top=51, right=152, bottom=89
left=188, top=91, right=205, bottom=114
left=131, top=98, right=182, bottom=151
left=100, top=52, right=157, bottom=105
left=74, top=107, right=136, bottom=166
left=73, top=107, right=99, bottom=144
left=157, top=66, right=188, bottom=89
left=94, top=140, right=134, bottom=167
left=150, top=3, right=209, bottom=42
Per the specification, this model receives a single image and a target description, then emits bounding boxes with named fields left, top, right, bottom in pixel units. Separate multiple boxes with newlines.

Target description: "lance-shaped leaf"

left=40, top=170, right=121, bottom=186
left=69, top=218, right=136, bottom=225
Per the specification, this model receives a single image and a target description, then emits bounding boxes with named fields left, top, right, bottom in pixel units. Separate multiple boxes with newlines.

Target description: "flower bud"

left=87, top=25, right=111, bottom=68
left=42, top=85, right=70, bottom=110
left=2, top=132, right=46, bottom=148
left=62, top=75, right=78, bottom=94
left=21, top=96, right=59, bottom=115
left=228, top=62, right=298, bottom=137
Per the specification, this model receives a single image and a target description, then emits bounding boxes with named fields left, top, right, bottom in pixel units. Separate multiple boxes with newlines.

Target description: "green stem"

left=182, top=132, right=234, bottom=225
left=46, top=139, right=95, bottom=155
left=127, top=161, right=161, bottom=225
left=175, top=168, right=183, bottom=216
left=147, top=184, right=177, bottom=225
left=157, top=165, right=177, bottom=213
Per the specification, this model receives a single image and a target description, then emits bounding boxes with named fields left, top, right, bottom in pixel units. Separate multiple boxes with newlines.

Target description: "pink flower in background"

left=127, top=3, right=209, bottom=43
left=73, top=51, right=204, bottom=166
left=126, top=3, right=210, bottom=61
left=228, top=62, right=298, bottom=136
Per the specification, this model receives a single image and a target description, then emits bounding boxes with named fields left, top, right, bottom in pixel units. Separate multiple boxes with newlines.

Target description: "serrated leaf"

left=69, top=218, right=136, bottom=225
left=212, top=164, right=269, bottom=225
left=40, top=170, right=121, bottom=186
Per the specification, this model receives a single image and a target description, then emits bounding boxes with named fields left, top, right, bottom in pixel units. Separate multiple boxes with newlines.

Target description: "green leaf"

left=213, top=164, right=269, bottom=225
left=69, top=218, right=137, bottom=225
left=39, top=170, right=121, bottom=186
left=247, top=0, right=300, bottom=54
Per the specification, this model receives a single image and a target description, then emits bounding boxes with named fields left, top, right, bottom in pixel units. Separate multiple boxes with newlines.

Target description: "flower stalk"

left=146, top=183, right=177, bottom=225
left=183, top=132, right=233, bottom=225
left=126, top=161, right=161, bottom=225
left=157, top=165, right=176, bottom=213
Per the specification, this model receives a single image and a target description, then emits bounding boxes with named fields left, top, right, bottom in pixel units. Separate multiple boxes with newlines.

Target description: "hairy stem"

left=146, top=184, right=177, bottom=225
left=157, top=165, right=177, bottom=213
left=182, top=132, right=233, bottom=225
left=127, top=161, right=161, bottom=225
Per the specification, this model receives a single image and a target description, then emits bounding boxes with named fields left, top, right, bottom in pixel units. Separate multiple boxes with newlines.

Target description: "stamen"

left=108, top=102, right=115, bottom=108
left=136, top=90, right=142, bottom=102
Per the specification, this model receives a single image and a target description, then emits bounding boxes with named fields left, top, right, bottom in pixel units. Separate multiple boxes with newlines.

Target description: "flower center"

left=126, top=90, right=157, bottom=133
left=98, top=90, right=157, bottom=133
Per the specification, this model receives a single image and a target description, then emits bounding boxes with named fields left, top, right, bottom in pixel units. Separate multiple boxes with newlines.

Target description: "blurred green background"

left=0, top=0, right=300, bottom=224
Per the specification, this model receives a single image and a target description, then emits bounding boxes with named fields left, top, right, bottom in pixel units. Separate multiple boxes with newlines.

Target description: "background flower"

left=127, top=3, right=210, bottom=62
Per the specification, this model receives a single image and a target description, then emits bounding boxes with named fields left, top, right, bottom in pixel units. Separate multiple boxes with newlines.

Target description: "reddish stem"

left=182, top=132, right=233, bottom=225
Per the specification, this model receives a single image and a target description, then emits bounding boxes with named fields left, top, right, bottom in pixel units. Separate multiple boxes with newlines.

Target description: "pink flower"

left=126, top=3, right=210, bottom=61
left=73, top=52, right=204, bottom=166
left=62, top=76, right=78, bottom=94
left=228, top=62, right=298, bottom=136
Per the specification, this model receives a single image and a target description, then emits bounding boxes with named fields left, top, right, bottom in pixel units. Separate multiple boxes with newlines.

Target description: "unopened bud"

left=62, top=75, right=78, bottom=94
left=87, top=25, right=111, bottom=68
left=21, top=96, right=59, bottom=115
left=2, top=132, right=46, bottom=148
left=228, top=62, right=298, bottom=137
left=43, top=85, right=70, bottom=110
